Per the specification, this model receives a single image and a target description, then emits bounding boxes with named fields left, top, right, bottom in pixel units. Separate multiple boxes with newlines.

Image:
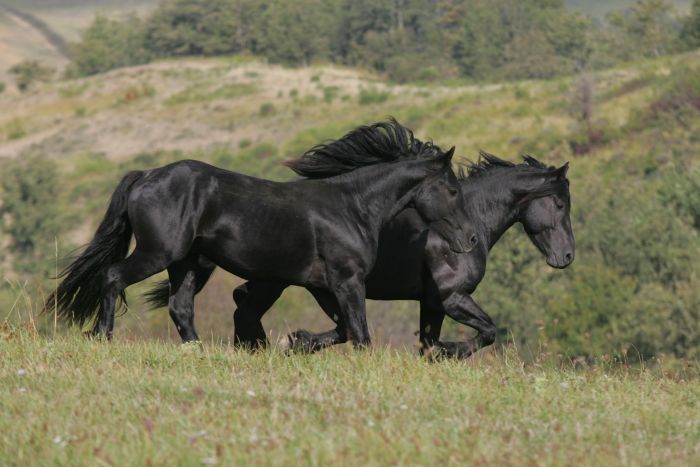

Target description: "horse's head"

left=411, top=147, right=477, bottom=254
left=518, top=162, right=574, bottom=269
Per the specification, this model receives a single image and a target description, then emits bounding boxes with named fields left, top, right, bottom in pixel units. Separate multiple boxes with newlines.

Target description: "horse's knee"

left=232, top=284, right=249, bottom=306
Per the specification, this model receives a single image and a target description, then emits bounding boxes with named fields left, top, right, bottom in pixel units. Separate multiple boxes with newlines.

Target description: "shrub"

left=0, top=157, right=63, bottom=276
left=358, top=88, right=390, bottom=106
left=59, top=83, right=89, bottom=98
left=4, top=119, right=27, bottom=140
left=322, top=86, right=339, bottom=103
left=9, top=60, right=54, bottom=91
left=259, top=102, right=276, bottom=116
left=116, top=84, right=156, bottom=105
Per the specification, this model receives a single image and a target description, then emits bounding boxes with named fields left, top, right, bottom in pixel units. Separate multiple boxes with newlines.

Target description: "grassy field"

left=1, top=327, right=699, bottom=465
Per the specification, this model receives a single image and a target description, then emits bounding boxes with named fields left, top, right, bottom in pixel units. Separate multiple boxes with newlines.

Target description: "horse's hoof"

left=422, top=345, right=445, bottom=361
left=180, top=340, right=203, bottom=352
left=277, top=335, right=292, bottom=352
left=84, top=330, right=111, bottom=341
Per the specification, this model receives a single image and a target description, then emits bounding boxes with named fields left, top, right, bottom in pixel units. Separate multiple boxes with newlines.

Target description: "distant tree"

left=255, top=0, right=337, bottom=65
left=69, top=14, right=150, bottom=77
left=606, top=0, right=678, bottom=59
left=144, top=0, right=243, bottom=56
left=502, top=30, right=568, bottom=79
left=8, top=60, right=54, bottom=91
left=681, top=0, right=700, bottom=49
left=0, top=157, right=62, bottom=276
left=544, top=11, right=592, bottom=71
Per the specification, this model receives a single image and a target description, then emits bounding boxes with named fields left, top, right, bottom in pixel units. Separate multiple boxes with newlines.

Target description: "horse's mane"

left=465, top=151, right=569, bottom=203
left=284, top=118, right=443, bottom=179
left=466, top=151, right=516, bottom=177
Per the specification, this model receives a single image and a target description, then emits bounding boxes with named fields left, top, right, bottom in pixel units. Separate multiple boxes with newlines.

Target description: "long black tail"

left=45, top=171, right=144, bottom=327
left=144, top=262, right=215, bottom=309
left=144, top=279, right=170, bottom=309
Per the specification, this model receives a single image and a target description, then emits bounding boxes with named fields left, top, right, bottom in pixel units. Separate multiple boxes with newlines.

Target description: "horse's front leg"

left=432, top=291, right=496, bottom=359
left=328, top=274, right=370, bottom=348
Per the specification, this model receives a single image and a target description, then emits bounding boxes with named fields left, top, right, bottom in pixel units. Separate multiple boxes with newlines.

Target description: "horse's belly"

left=199, top=233, right=314, bottom=284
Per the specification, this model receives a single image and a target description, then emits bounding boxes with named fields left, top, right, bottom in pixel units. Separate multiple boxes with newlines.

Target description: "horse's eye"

left=470, top=234, right=478, bottom=246
left=555, top=200, right=564, bottom=210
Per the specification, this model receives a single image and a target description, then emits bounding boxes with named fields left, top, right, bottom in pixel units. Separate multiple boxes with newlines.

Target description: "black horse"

left=147, top=147, right=573, bottom=357
left=48, top=121, right=472, bottom=347
left=230, top=153, right=574, bottom=357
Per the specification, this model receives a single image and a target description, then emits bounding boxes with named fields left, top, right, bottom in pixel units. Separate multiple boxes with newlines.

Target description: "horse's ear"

left=555, top=162, right=569, bottom=179
left=442, top=146, right=455, bottom=165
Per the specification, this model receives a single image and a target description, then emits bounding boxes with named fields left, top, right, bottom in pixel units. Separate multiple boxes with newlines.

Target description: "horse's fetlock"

left=481, top=327, right=496, bottom=346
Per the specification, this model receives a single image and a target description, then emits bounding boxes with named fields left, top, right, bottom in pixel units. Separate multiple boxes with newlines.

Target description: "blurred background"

left=1, top=0, right=700, bottom=361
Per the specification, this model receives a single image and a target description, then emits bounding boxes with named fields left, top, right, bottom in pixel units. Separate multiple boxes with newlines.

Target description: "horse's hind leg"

left=93, top=248, right=172, bottom=338
left=233, top=281, right=285, bottom=349
left=419, top=300, right=445, bottom=357
left=167, top=255, right=212, bottom=343
left=286, top=287, right=348, bottom=353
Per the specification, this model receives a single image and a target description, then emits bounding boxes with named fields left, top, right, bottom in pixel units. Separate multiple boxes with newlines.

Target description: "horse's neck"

left=464, top=176, right=524, bottom=250
left=354, top=164, right=431, bottom=228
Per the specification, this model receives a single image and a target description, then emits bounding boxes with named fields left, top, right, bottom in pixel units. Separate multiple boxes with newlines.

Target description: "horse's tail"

left=45, top=170, right=144, bottom=327
left=144, top=263, right=215, bottom=310
left=144, top=279, right=170, bottom=309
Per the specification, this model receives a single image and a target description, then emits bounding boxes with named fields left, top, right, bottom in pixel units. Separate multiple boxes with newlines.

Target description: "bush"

left=358, top=88, right=390, bottom=106
left=4, top=119, right=27, bottom=140
left=259, top=102, right=276, bottom=116
left=0, top=157, right=63, bottom=276
left=9, top=61, right=54, bottom=91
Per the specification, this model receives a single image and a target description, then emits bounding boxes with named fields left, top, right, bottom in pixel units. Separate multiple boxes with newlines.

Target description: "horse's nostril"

left=470, top=234, right=478, bottom=246
left=565, top=252, right=573, bottom=262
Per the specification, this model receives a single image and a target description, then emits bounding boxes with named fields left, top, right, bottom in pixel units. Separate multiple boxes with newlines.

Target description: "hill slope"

left=1, top=51, right=700, bottom=356
left=0, top=0, right=157, bottom=82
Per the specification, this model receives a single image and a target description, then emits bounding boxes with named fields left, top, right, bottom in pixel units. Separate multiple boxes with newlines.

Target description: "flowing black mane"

left=284, top=118, right=442, bottom=179
left=465, top=151, right=569, bottom=202
left=466, top=151, right=516, bottom=177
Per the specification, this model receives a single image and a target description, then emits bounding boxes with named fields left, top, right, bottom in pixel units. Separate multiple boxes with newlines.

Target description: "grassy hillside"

left=2, top=48, right=700, bottom=356
left=2, top=329, right=699, bottom=465
left=0, top=8, right=68, bottom=83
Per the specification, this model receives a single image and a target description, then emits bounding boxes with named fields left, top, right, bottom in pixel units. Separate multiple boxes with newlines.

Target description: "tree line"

left=68, top=0, right=700, bottom=82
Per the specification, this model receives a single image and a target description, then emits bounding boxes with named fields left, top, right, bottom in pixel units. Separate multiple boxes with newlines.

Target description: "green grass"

left=1, top=328, right=699, bottom=465
left=165, top=83, right=258, bottom=106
